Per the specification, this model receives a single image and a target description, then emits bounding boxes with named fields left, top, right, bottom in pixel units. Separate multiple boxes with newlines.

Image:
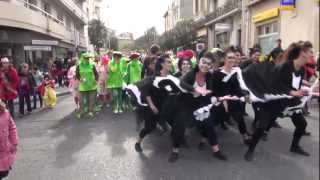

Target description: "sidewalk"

left=13, top=87, right=71, bottom=105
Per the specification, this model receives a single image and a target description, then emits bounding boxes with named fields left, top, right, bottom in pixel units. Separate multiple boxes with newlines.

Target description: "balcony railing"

left=58, top=0, right=87, bottom=23
left=20, top=0, right=65, bottom=26
left=205, top=0, right=242, bottom=22
left=9, top=0, right=86, bottom=47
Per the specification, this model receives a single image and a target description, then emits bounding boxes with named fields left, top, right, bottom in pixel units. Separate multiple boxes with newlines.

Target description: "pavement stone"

left=8, top=96, right=319, bottom=180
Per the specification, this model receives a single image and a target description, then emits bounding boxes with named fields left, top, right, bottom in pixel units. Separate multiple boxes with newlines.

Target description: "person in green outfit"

left=123, top=52, right=143, bottom=111
left=107, top=51, right=126, bottom=114
left=126, top=52, right=143, bottom=84
left=75, top=52, right=99, bottom=118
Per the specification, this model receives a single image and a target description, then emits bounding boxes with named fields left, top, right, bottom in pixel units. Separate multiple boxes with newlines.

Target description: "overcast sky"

left=100, top=0, right=171, bottom=39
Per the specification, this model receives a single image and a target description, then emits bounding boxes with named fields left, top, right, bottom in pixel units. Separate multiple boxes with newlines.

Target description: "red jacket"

left=1, top=68, right=19, bottom=100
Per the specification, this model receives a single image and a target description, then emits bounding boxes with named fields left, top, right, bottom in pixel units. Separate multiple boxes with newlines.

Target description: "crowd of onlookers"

left=0, top=56, right=74, bottom=118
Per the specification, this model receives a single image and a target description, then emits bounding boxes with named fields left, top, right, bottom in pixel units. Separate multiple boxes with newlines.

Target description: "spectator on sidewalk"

left=42, top=73, right=57, bottom=109
left=0, top=99, right=18, bottom=180
left=67, top=58, right=80, bottom=111
left=18, top=63, right=36, bottom=117
left=32, top=67, right=43, bottom=109
left=0, top=57, right=19, bottom=118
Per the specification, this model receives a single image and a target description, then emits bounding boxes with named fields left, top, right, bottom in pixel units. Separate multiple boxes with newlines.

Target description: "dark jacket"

left=211, top=68, right=246, bottom=97
left=179, top=68, right=213, bottom=109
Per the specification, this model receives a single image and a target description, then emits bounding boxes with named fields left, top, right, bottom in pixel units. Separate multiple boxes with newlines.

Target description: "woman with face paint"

left=166, top=55, right=228, bottom=163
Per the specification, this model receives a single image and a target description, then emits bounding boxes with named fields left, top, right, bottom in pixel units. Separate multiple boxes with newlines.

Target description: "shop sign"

left=215, top=23, right=232, bottom=32
left=24, top=46, right=52, bottom=51
left=253, top=8, right=279, bottom=23
left=197, top=28, right=207, bottom=37
left=280, top=0, right=296, bottom=10
left=32, top=40, right=58, bottom=46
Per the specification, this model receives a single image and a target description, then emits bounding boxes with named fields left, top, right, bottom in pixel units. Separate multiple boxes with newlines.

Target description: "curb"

left=13, top=91, right=71, bottom=105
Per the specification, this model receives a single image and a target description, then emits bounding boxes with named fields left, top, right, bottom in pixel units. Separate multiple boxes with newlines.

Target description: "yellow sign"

left=280, top=5, right=295, bottom=11
left=253, top=8, right=279, bottom=23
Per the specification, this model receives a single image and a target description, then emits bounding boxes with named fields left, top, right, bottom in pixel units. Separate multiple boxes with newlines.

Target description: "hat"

left=82, top=52, right=94, bottom=58
left=183, top=50, right=194, bottom=59
left=129, top=52, right=140, bottom=59
left=177, top=51, right=184, bottom=59
left=0, top=57, right=9, bottom=63
left=113, top=51, right=122, bottom=56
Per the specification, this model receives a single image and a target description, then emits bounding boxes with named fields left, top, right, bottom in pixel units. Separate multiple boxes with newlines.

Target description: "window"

left=43, top=2, right=51, bottom=14
left=24, top=0, right=37, bottom=11
left=195, top=0, right=199, bottom=14
left=256, top=21, right=280, bottom=54
left=265, top=25, right=270, bottom=34
left=57, top=11, right=64, bottom=22
left=66, top=18, right=71, bottom=31
left=272, top=22, right=278, bottom=33
left=257, top=21, right=279, bottom=36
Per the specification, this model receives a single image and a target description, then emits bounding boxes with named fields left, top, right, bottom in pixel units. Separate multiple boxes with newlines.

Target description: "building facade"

left=204, top=0, right=243, bottom=50
left=164, top=0, right=194, bottom=32
left=117, top=32, right=134, bottom=50
left=245, top=0, right=319, bottom=55
left=0, top=0, right=88, bottom=66
left=84, top=0, right=104, bottom=52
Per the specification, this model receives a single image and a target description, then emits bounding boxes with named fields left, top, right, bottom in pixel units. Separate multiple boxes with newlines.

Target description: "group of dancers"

left=125, top=41, right=319, bottom=162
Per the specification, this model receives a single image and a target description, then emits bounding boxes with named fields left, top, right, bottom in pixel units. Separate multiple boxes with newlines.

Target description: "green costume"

left=78, top=60, right=97, bottom=92
left=77, top=52, right=98, bottom=118
left=126, top=59, right=142, bottom=84
left=123, top=58, right=143, bottom=112
left=107, top=58, right=126, bottom=113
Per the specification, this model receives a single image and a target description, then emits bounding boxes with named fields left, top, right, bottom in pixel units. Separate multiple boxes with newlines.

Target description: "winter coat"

left=1, top=68, right=19, bottom=100
left=0, top=110, right=18, bottom=171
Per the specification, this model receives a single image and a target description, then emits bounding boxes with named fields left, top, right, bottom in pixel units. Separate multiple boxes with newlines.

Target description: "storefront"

left=252, top=8, right=280, bottom=54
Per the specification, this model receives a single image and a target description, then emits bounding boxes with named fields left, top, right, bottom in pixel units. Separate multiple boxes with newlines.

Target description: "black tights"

left=217, top=102, right=248, bottom=135
left=248, top=102, right=307, bottom=152
left=197, top=121, right=218, bottom=146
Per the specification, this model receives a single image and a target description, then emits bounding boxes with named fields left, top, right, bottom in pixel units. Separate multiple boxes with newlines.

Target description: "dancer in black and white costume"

left=211, top=49, right=252, bottom=145
left=164, top=54, right=234, bottom=162
left=130, top=56, right=172, bottom=153
left=238, top=41, right=316, bottom=161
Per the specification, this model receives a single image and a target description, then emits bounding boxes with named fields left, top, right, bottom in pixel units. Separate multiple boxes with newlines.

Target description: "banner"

left=280, top=0, right=296, bottom=10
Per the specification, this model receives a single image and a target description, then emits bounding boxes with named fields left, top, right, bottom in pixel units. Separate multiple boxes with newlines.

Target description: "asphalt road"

left=8, top=96, right=319, bottom=180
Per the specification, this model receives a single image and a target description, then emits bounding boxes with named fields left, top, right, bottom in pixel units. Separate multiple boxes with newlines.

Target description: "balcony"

left=205, top=0, right=242, bottom=25
left=57, top=0, right=88, bottom=24
left=0, top=0, right=86, bottom=48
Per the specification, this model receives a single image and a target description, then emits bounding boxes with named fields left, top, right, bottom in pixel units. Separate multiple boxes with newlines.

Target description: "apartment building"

left=204, top=0, right=243, bottom=49
left=0, top=0, right=88, bottom=66
left=164, top=0, right=194, bottom=32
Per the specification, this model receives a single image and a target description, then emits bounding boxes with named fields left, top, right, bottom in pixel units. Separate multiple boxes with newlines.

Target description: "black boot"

left=168, top=152, right=179, bottom=163
left=290, top=146, right=310, bottom=156
left=135, top=142, right=143, bottom=152
left=213, top=151, right=228, bottom=161
left=220, top=123, right=229, bottom=130
left=272, top=121, right=282, bottom=128
left=198, top=142, right=206, bottom=151
left=261, top=132, right=268, bottom=141
left=244, top=150, right=255, bottom=162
